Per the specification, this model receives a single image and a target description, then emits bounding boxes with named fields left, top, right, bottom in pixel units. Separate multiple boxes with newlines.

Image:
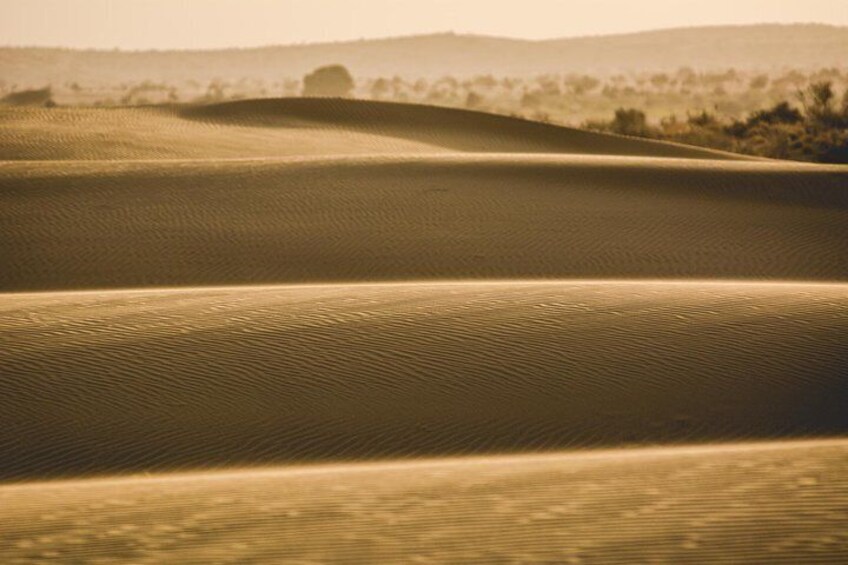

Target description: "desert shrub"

left=465, top=91, right=484, bottom=109
left=800, top=81, right=842, bottom=126
left=302, top=65, right=354, bottom=97
left=727, top=102, right=803, bottom=137
left=740, top=123, right=848, bottom=163
left=817, top=130, right=848, bottom=163
left=751, top=102, right=804, bottom=126
left=412, top=79, right=428, bottom=93
left=659, top=114, right=687, bottom=135
left=650, top=73, right=670, bottom=89
left=565, top=74, right=600, bottom=95
left=192, top=80, right=227, bottom=104
left=370, top=78, right=390, bottom=99
left=687, top=110, right=720, bottom=128
left=119, top=80, right=173, bottom=105
left=589, top=96, right=848, bottom=164
left=750, top=75, right=769, bottom=90
left=1, top=86, right=54, bottom=106
left=803, top=82, right=836, bottom=113
left=610, top=108, right=650, bottom=136
left=660, top=111, right=735, bottom=152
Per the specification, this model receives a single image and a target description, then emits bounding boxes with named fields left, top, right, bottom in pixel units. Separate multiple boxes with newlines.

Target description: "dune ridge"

left=1, top=281, right=846, bottom=480
left=0, top=98, right=747, bottom=161
left=4, top=25, right=846, bottom=85
left=183, top=98, right=748, bottom=159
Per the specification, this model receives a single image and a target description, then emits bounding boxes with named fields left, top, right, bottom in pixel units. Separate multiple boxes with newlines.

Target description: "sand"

left=2, top=156, right=847, bottom=292
left=2, top=97, right=846, bottom=562
left=1, top=281, right=847, bottom=480
left=0, top=98, right=746, bottom=161
left=1, top=439, right=846, bottom=563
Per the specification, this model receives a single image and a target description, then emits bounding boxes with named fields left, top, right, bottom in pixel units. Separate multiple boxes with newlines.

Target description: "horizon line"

left=0, top=21, right=842, bottom=53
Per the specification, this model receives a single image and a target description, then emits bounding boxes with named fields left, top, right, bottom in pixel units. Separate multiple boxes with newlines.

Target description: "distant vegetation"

left=2, top=25, right=846, bottom=84
left=2, top=64, right=846, bottom=163
left=587, top=82, right=848, bottom=163
left=302, top=65, right=354, bottom=97
left=1, top=86, right=54, bottom=107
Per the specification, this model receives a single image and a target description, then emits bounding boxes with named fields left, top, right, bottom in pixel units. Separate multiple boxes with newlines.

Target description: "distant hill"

left=1, top=24, right=846, bottom=86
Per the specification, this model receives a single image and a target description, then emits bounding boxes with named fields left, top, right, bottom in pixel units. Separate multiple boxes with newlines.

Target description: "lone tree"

left=302, top=65, right=354, bottom=97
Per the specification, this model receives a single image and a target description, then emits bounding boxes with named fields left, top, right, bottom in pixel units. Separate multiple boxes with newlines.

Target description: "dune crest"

left=0, top=98, right=748, bottom=161
left=184, top=98, right=748, bottom=159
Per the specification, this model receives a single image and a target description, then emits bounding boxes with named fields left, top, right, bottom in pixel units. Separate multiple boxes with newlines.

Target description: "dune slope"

left=1, top=439, right=846, bottom=564
left=2, top=155, right=846, bottom=292
left=184, top=98, right=746, bottom=159
left=0, top=98, right=745, bottom=160
left=1, top=281, right=846, bottom=480
left=0, top=105, right=440, bottom=161
left=2, top=99, right=847, bottom=563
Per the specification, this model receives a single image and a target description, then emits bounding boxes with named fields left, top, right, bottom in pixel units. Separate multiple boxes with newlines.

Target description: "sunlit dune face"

left=2, top=280, right=847, bottom=479
left=2, top=3, right=848, bottom=562
left=1, top=129, right=846, bottom=293
left=2, top=439, right=846, bottom=563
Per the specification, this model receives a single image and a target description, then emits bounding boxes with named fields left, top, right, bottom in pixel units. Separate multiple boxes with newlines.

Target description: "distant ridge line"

left=0, top=23, right=844, bottom=53
left=1, top=24, right=846, bottom=84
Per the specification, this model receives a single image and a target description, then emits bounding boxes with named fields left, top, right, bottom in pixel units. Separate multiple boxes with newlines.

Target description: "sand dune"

left=184, top=98, right=745, bottom=159
left=1, top=281, right=846, bottom=480
left=0, top=98, right=744, bottom=161
left=0, top=104, right=440, bottom=161
left=3, top=99, right=847, bottom=562
left=2, top=155, right=846, bottom=292
left=1, top=439, right=846, bottom=563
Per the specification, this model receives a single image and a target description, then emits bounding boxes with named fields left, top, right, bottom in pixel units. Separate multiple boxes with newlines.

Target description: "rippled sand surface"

left=0, top=98, right=740, bottom=161
left=1, top=281, right=847, bottom=480
left=2, top=98, right=846, bottom=563
left=2, top=440, right=846, bottom=564
left=3, top=155, right=847, bottom=291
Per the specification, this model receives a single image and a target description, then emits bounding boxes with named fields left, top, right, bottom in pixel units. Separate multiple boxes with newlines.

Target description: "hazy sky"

left=3, top=0, right=847, bottom=50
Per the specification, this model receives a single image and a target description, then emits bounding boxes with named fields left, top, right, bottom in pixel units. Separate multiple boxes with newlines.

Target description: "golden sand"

left=1, top=98, right=845, bottom=562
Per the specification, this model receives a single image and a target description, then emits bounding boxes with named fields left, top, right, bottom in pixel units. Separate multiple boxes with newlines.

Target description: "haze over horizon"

left=2, top=0, right=848, bottom=50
